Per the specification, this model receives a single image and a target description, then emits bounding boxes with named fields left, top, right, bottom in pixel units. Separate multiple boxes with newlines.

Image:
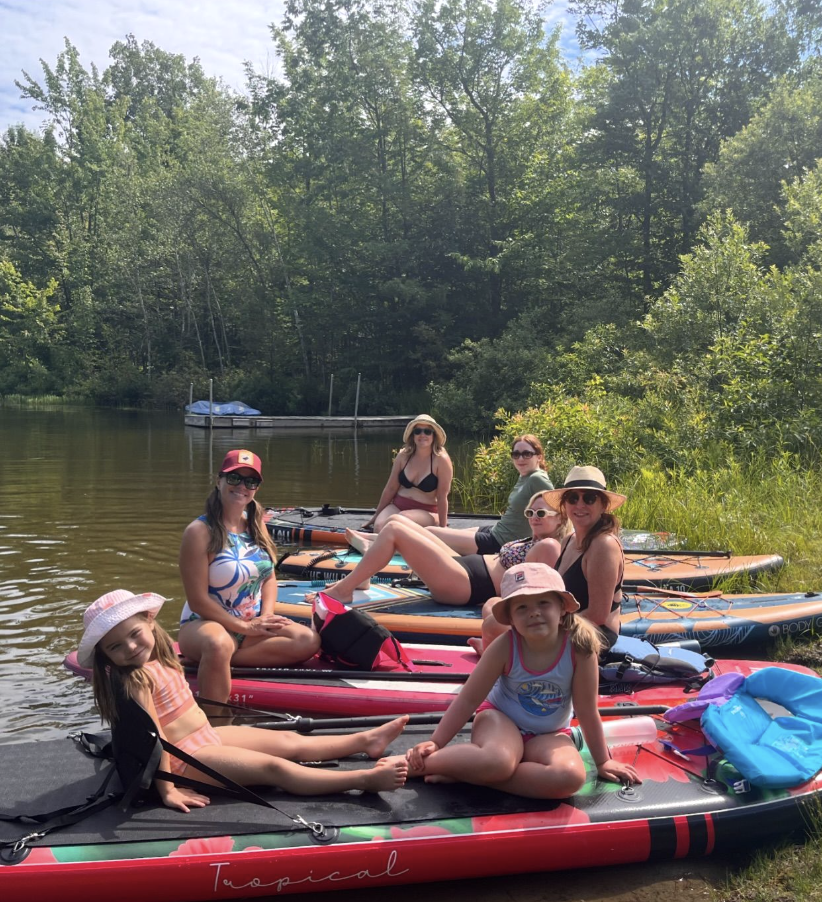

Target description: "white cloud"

left=0, top=0, right=584, bottom=134
left=0, top=0, right=286, bottom=132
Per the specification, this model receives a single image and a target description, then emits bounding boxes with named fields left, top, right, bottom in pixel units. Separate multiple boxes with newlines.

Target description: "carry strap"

left=0, top=756, right=119, bottom=865
left=0, top=725, right=332, bottom=866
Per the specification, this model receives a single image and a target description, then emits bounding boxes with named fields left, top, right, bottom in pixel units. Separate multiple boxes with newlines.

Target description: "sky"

left=0, top=0, right=584, bottom=135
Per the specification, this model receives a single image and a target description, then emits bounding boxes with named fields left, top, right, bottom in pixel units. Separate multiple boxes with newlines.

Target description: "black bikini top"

left=398, top=454, right=439, bottom=493
left=555, top=537, right=623, bottom=613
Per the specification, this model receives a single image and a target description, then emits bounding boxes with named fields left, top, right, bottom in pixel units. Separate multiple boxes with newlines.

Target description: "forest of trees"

left=1, top=0, right=821, bottom=456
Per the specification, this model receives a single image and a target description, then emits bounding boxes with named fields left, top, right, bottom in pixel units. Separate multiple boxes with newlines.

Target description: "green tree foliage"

left=0, top=0, right=818, bottom=441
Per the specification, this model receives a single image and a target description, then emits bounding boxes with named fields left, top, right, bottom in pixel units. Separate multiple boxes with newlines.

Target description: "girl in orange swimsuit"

left=79, top=589, right=408, bottom=813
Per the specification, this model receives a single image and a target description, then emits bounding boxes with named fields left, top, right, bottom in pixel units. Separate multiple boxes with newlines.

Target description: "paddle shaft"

left=257, top=705, right=670, bottom=732
left=188, top=665, right=473, bottom=683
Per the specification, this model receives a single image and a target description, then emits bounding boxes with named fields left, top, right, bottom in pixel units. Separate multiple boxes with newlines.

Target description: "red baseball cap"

left=220, top=449, right=263, bottom=481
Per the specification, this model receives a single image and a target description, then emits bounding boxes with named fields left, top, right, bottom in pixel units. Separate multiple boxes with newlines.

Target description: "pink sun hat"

left=77, top=589, right=166, bottom=668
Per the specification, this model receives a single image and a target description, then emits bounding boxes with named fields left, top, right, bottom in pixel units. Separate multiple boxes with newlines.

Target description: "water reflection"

left=0, top=406, right=411, bottom=741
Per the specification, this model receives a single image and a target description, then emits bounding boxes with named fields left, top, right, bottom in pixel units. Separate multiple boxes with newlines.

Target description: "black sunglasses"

left=222, top=472, right=261, bottom=490
left=511, top=449, right=536, bottom=459
left=413, top=427, right=434, bottom=436
left=563, top=491, right=603, bottom=506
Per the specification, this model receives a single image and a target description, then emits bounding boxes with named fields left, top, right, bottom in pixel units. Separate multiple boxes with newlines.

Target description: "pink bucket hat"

left=492, top=563, right=579, bottom=625
left=77, top=589, right=166, bottom=668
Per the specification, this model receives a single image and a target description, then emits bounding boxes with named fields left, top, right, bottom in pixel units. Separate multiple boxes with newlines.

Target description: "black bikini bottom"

left=455, top=555, right=497, bottom=605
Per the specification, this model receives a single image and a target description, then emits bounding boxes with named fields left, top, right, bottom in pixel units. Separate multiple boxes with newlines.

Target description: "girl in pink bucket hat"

left=395, top=563, right=640, bottom=798
left=80, top=589, right=409, bottom=812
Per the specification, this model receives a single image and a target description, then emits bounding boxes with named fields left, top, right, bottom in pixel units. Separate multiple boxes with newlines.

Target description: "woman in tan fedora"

left=361, top=415, right=453, bottom=532
left=544, top=466, right=627, bottom=647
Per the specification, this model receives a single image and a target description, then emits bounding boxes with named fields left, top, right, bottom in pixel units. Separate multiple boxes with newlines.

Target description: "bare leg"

left=184, top=745, right=407, bottom=793
left=215, top=715, right=409, bottom=761
left=404, top=710, right=523, bottom=786
left=178, top=620, right=237, bottom=709
left=232, top=623, right=320, bottom=667
left=468, top=597, right=509, bottom=657
left=322, top=521, right=471, bottom=605
left=487, top=733, right=586, bottom=799
left=425, top=525, right=480, bottom=555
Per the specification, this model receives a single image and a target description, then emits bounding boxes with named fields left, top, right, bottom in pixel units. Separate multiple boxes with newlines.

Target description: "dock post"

left=354, top=372, right=361, bottom=430
left=209, top=378, right=213, bottom=429
left=189, top=382, right=193, bottom=409
left=327, top=374, right=334, bottom=418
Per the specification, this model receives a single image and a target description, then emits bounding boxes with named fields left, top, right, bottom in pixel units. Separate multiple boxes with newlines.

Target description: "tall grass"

left=620, top=453, right=822, bottom=592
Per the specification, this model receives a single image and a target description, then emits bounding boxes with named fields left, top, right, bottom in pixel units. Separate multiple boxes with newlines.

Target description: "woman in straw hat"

left=544, top=465, right=627, bottom=648
left=360, top=415, right=453, bottom=533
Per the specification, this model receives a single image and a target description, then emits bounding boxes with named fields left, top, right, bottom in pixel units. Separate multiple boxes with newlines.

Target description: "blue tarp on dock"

left=185, top=401, right=262, bottom=416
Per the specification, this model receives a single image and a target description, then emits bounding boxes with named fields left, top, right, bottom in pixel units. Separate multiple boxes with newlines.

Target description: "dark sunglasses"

left=413, top=427, right=434, bottom=436
left=222, top=472, right=261, bottom=490
left=511, top=449, right=537, bottom=460
left=563, top=491, right=603, bottom=506
left=524, top=508, right=557, bottom=519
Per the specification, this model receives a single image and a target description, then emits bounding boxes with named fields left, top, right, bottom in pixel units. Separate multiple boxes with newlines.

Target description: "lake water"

left=0, top=406, right=743, bottom=899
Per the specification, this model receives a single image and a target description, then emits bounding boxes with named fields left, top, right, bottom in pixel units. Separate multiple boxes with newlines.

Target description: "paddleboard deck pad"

left=64, top=638, right=717, bottom=716
left=276, top=547, right=784, bottom=590
left=265, top=506, right=679, bottom=552
left=265, top=581, right=822, bottom=649
left=3, top=710, right=822, bottom=902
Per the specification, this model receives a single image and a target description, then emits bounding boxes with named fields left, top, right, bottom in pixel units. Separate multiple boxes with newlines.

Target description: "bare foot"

left=362, top=715, right=409, bottom=758
left=318, top=583, right=354, bottom=604
left=467, top=637, right=484, bottom=657
left=325, top=579, right=372, bottom=593
left=362, top=758, right=408, bottom=791
left=345, top=528, right=375, bottom=555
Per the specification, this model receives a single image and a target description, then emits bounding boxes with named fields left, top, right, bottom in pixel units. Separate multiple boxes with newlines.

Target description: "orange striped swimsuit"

left=144, top=660, right=221, bottom=775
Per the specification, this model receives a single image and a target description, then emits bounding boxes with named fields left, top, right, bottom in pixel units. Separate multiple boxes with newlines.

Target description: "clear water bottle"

left=571, top=715, right=658, bottom=750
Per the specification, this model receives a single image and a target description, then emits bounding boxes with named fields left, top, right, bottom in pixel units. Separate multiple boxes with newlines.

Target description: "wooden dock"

left=184, top=415, right=412, bottom=430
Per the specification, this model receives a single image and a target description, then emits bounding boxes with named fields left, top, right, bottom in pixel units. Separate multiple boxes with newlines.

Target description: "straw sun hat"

left=543, top=465, right=627, bottom=513
left=403, top=415, right=447, bottom=446
left=77, top=589, right=166, bottom=668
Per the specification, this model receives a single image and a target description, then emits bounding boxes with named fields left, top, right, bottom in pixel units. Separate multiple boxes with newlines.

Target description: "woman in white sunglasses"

left=326, top=490, right=569, bottom=609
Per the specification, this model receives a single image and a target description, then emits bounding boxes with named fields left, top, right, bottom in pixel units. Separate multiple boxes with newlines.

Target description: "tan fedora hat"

left=543, top=465, right=626, bottom=512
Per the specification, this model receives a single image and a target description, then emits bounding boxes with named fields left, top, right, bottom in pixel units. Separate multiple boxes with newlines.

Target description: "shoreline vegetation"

left=3, top=1, right=822, bottom=896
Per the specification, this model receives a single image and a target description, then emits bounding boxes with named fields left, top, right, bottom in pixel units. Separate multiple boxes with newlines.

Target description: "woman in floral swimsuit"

left=178, top=449, right=319, bottom=705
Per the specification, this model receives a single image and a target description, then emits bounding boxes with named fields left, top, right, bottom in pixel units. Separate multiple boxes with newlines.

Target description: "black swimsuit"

left=555, top=539, right=624, bottom=613
left=455, top=555, right=497, bottom=605
left=398, top=455, right=438, bottom=493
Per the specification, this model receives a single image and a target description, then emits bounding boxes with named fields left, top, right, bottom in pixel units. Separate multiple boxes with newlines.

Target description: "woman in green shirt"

left=425, top=434, right=554, bottom=555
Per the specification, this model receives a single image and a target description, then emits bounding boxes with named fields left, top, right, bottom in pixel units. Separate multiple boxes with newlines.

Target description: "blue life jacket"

left=701, top=667, right=822, bottom=789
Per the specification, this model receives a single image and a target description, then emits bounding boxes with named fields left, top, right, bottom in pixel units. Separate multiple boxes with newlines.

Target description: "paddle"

left=628, top=586, right=723, bottom=599
left=185, top=664, right=473, bottom=683
left=625, top=549, right=731, bottom=559
left=255, top=705, right=671, bottom=732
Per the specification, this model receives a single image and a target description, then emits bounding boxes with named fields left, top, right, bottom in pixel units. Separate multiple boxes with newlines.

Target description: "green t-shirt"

left=491, top=469, right=554, bottom=545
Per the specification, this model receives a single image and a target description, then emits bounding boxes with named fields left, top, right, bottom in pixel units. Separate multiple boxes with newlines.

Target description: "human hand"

left=158, top=782, right=211, bottom=813
left=596, top=759, right=641, bottom=785
left=360, top=521, right=375, bottom=532
left=258, top=614, right=291, bottom=633
left=406, top=740, right=439, bottom=773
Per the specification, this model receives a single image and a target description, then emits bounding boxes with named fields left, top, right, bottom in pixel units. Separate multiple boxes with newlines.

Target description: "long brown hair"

left=91, top=615, right=181, bottom=725
left=511, top=434, right=546, bottom=469
left=203, top=485, right=277, bottom=559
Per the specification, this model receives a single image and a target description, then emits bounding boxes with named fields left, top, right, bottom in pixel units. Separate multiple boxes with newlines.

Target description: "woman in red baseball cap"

left=178, top=450, right=319, bottom=705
